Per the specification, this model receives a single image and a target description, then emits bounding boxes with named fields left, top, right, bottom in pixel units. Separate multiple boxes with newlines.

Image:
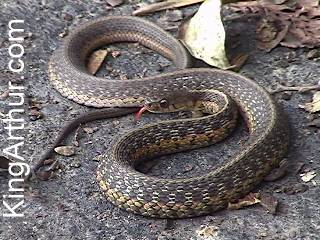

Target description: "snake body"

left=48, top=16, right=289, bottom=218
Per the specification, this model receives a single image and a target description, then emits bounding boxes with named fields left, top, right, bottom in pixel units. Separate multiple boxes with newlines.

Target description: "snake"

left=46, top=16, right=290, bottom=218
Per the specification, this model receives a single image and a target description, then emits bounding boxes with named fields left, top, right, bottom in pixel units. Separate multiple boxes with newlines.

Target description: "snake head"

left=135, top=91, right=203, bottom=120
left=135, top=98, right=169, bottom=120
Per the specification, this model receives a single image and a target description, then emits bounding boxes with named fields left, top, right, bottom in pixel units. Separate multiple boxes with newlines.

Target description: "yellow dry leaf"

left=87, top=49, right=108, bottom=75
left=54, top=146, right=75, bottom=157
left=228, top=192, right=261, bottom=210
left=300, top=171, right=317, bottom=182
left=179, top=0, right=230, bottom=69
left=197, top=225, right=219, bottom=239
left=305, top=91, right=320, bottom=113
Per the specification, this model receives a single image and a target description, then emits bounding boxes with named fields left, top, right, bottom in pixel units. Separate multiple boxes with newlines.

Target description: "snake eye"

left=159, top=99, right=169, bottom=108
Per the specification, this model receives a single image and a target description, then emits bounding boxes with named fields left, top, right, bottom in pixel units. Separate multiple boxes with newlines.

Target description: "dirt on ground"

left=0, top=1, right=319, bottom=240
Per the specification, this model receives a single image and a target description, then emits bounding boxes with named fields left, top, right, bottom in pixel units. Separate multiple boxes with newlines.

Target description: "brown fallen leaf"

left=106, top=0, right=123, bottom=7
left=269, top=83, right=320, bottom=94
left=257, top=19, right=289, bottom=52
left=133, top=0, right=204, bottom=16
left=228, top=192, right=261, bottom=210
left=111, top=50, right=121, bottom=58
left=1, top=90, right=9, bottom=100
left=87, top=49, right=108, bottom=75
left=229, top=0, right=320, bottom=50
left=306, top=49, right=320, bottom=60
left=305, top=91, right=320, bottom=113
left=73, top=125, right=82, bottom=147
left=54, top=146, right=75, bottom=157
left=29, top=98, right=44, bottom=110
left=29, top=109, right=44, bottom=121
left=259, top=193, right=278, bottom=214
left=229, top=53, right=249, bottom=71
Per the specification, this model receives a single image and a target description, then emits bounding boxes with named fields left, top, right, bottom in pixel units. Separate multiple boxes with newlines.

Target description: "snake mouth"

left=135, top=105, right=149, bottom=120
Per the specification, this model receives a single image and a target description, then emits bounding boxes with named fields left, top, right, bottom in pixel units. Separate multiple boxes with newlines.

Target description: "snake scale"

left=47, top=16, right=289, bottom=218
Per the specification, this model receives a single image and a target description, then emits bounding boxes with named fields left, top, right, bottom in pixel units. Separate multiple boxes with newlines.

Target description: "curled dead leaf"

left=54, top=146, right=75, bottom=157
left=87, top=49, right=108, bottom=75
left=230, top=0, right=320, bottom=50
left=228, top=192, right=261, bottom=210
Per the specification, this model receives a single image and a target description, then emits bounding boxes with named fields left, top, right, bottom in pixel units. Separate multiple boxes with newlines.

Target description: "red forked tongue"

left=135, top=106, right=149, bottom=120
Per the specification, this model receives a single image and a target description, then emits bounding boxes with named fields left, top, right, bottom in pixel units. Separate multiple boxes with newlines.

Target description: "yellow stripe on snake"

left=47, top=16, right=289, bottom=218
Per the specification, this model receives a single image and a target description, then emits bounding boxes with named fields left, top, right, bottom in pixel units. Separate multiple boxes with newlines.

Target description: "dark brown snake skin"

left=47, top=16, right=290, bottom=218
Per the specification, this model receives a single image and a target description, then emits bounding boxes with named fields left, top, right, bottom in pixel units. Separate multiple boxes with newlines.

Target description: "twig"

left=269, top=83, right=320, bottom=94
left=132, top=0, right=204, bottom=16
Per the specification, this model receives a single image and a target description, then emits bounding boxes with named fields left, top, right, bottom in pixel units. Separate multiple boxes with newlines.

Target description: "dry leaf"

left=229, top=0, right=320, bottom=50
left=229, top=53, right=249, bottom=71
left=305, top=91, right=320, bottom=113
left=29, top=109, right=44, bottom=121
left=1, top=90, right=9, bottom=100
left=179, top=0, right=230, bottom=69
left=87, top=49, right=108, bottom=75
left=106, top=0, right=123, bottom=7
left=257, top=19, right=289, bottom=52
left=54, top=146, right=75, bottom=157
left=197, top=225, right=219, bottom=238
left=306, top=49, right=320, bottom=59
left=111, top=50, right=121, bottom=58
left=132, top=0, right=204, bottom=16
left=228, top=192, right=261, bottom=210
left=300, top=171, right=317, bottom=182
left=83, top=127, right=97, bottom=134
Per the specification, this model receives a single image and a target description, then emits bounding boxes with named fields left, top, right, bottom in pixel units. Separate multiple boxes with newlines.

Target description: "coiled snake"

left=47, top=16, right=289, bottom=218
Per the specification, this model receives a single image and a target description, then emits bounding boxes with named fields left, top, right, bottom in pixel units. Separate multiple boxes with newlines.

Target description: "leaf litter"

left=229, top=0, right=320, bottom=51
